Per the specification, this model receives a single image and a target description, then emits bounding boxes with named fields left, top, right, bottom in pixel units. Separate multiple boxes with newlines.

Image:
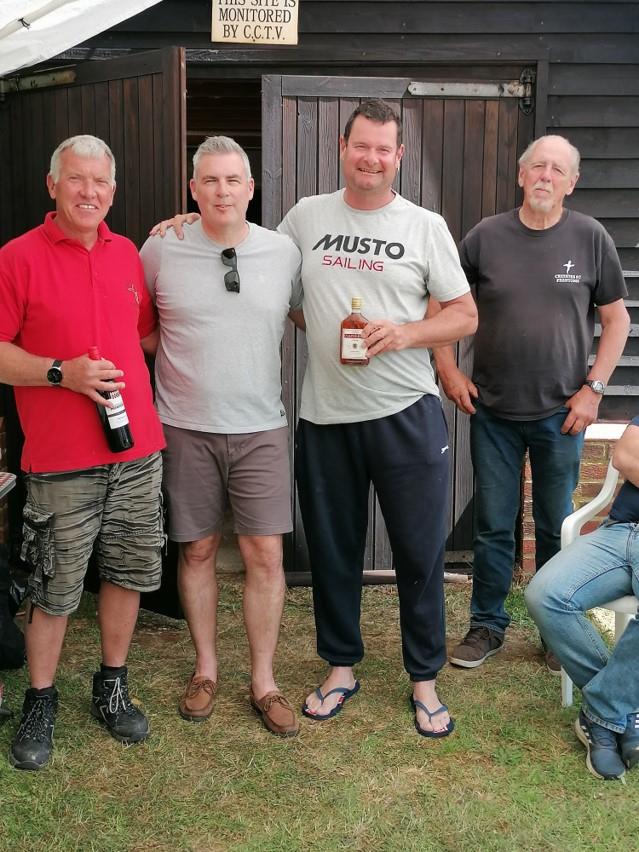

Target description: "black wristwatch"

left=583, top=379, right=605, bottom=395
left=46, top=359, right=63, bottom=386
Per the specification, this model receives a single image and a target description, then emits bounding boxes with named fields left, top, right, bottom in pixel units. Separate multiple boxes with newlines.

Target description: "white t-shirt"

left=140, top=221, right=302, bottom=433
left=279, top=190, right=470, bottom=424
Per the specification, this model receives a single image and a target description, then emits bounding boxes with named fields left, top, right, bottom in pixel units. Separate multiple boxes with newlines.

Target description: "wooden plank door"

left=262, top=74, right=535, bottom=574
left=0, top=47, right=186, bottom=248
left=0, top=47, right=187, bottom=616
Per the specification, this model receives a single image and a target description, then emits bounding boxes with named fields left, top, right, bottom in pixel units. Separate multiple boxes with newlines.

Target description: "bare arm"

left=149, top=212, right=200, bottom=239
left=561, top=298, right=630, bottom=435
left=288, top=308, right=306, bottom=331
left=361, top=292, right=477, bottom=357
left=423, top=296, right=478, bottom=414
left=140, top=328, right=159, bottom=356
left=613, top=422, right=639, bottom=487
left=0, top=341, right=124, bottom=408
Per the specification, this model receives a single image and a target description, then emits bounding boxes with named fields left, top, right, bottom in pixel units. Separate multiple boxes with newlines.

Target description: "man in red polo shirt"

left=0, top=135, right=165, bottom=770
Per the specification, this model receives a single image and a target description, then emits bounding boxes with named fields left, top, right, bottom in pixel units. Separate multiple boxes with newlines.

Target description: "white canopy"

left=0, top=0, right=163, bottom=77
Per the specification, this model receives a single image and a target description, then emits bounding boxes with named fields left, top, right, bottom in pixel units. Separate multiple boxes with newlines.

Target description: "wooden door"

left=262, top=74, right=535, bottom=574
left=0, top=47, right=187, bottom=616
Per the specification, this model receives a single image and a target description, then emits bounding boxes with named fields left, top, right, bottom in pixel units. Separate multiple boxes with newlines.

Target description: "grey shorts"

left=162, top=425, right=293, bottom=541
left=21, top=452, right=164, bottom=617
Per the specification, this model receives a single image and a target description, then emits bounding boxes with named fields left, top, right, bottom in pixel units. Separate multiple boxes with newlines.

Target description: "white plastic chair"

left=559, top=449, right=639, bottom=706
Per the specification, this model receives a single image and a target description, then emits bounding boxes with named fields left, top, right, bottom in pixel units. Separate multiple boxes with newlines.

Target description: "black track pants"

left=295, top=395, right=450, bottom=681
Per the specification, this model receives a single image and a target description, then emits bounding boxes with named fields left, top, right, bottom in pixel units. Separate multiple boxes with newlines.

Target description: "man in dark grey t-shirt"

left=431, top=135, right=629, bottom=671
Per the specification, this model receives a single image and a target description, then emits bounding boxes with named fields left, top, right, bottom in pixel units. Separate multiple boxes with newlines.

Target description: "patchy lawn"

left=0, top=582, right=635, bottom=852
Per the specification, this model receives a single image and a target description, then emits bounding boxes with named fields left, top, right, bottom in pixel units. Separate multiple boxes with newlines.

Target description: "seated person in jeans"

left=525, top=417, right=639, bottom=781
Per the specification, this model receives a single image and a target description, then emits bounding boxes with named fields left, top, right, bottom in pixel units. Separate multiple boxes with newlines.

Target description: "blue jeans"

left=470, top=404, right=584, bottom=633
left=525, top=523, right=639, bottom=733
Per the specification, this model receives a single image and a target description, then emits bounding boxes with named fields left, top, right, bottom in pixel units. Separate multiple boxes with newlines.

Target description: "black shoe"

left=574, top=710, right=625, bottom=780
left=91, top=667, right=149, bottom=744
left=9, top=686, right=58, bottom=771
left=620, top=712, right=639, bottom=769
left=449, top=626, right=504, bottom=668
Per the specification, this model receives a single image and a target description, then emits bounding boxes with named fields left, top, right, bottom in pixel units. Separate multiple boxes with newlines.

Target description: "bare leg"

left=304, top=666, right=358, bottom=715
left=238, top=534, right=285, bottom=698
left=178, top=535, right=221, bottom=681
left=412, top=679, right=451, bottom=733
left=25, top=606, right=68, bottom=689
left=98, top=582, right=141, bottom=667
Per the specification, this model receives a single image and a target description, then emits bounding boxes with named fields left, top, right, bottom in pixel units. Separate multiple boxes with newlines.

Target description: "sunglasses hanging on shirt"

left=221, top=247, right=240, bottom=293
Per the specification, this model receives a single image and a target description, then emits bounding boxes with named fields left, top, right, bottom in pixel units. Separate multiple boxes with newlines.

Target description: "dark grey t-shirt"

left=460, top=208, right=627, bottom=420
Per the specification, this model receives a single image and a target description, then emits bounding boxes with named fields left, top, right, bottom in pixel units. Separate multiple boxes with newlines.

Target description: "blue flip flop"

left=411, top=696, right=455, bottom=738
left=302, top=681, right=361, bottom=720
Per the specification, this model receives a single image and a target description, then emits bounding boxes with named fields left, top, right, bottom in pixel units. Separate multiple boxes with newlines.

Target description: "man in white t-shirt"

left=279, top=100, right=476, bottom=736
left=141, top=137, right=302, bottom=737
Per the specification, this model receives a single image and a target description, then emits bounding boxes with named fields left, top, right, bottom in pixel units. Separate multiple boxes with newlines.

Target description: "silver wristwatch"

left=583, top=379, right=605, bottom=395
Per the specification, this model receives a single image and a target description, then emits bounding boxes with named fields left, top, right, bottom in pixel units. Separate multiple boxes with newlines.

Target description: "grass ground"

left=0, top=581, right=634, bottom=852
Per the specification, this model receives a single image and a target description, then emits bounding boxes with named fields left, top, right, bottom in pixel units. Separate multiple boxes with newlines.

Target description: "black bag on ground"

left=0, top=543, right=25, bottom=670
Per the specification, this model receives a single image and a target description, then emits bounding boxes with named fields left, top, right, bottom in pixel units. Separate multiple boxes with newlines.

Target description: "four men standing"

left=0, top=113, right=631, bottom=767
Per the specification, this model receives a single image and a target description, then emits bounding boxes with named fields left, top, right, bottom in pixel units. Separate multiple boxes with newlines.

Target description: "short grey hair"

left=518, top=134, right=580, bottom=176
left=192, top=136, right=252, bottom=180
left=49, top=135, right=116, bottom=183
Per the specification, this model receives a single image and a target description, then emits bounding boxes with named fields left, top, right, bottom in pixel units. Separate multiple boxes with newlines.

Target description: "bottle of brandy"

left=88, top=346, right=134, bottom=453
left=340, top=297, right=369, bottom=366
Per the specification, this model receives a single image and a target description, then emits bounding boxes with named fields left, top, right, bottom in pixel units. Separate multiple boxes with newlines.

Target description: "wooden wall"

left=60, top=0, right=639, bottom=418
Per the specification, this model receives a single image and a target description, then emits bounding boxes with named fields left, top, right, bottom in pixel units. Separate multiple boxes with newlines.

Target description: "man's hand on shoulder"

left=149, top=213, right=200, bottom=239
left=561, top=385, right=602, bottom=435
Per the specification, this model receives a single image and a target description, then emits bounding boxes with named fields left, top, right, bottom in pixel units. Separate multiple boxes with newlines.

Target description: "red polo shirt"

left=0, top=213, right=165, bottom=472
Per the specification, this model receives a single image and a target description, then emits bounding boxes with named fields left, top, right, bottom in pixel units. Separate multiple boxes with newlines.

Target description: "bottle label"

left=341, top=330, right=367, bottom=360
left=104, top=390, right=130, bottom=429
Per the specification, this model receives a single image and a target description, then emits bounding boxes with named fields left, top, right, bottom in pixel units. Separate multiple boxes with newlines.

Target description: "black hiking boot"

left=91, top=666, right=149, bottom=744
left=9, top=686, right=58, bottom=770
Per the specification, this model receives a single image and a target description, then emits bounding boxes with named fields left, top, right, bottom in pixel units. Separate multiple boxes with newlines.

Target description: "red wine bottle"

left=88, top=346, right=134, bottom=453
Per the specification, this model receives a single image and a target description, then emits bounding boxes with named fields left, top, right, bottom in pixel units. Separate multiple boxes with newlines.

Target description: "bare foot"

left=412, top=679, right=451, bottom=734
left=304, top=666, right=357, bottom=716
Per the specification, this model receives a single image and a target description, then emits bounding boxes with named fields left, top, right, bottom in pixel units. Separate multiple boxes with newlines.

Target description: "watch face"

left=47, top=366, right=62, bottom=385
left=587, top=380, right=605, bottom=394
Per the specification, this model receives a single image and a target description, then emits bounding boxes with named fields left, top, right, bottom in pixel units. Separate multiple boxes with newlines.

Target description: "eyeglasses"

left=221, top=247, right=240, bottom=293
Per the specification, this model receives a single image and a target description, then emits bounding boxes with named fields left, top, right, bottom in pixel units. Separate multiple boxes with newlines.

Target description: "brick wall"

left=519, top=437, right=621, bottom=579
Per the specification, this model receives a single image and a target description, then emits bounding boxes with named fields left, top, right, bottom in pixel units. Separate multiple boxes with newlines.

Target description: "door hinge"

left=408, top=68, right=536, bottom=115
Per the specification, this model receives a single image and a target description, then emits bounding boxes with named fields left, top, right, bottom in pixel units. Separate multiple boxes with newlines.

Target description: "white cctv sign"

left=212, top=0, right=299, bottom=45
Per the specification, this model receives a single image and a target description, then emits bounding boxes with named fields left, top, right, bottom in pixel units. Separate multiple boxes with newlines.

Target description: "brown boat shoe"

left=178, top=673, right=217, bottom=722
left=250, top=688, right=299, bottom=738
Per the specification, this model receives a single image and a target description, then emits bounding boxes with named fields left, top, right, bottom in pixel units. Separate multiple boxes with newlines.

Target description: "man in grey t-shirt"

left=431, top=135, right=629, bottom=672
left=140, top=136, right=302, bottom=737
